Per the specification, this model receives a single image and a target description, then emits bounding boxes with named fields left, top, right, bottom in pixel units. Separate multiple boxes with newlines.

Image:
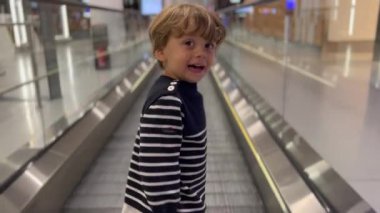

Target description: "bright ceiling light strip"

left=61, top=5, right=70, bottom=38
left=9, top=0, right=21, bottom=47
left=333, top=0, right=339, bottom=20
left=348, top=0, right=356, bottom=36
left=16, top=0, right=27, bottom=44
left=343, top=45, right=351, bottom=77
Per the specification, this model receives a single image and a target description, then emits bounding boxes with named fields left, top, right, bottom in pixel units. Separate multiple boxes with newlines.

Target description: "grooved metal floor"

left=63, top=74, right=264, bottom=213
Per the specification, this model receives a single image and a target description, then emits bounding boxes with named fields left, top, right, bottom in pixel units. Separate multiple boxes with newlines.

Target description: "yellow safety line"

left=131, top=61, right=157, bottom=92
left=211, top=70, right=289, bottom=212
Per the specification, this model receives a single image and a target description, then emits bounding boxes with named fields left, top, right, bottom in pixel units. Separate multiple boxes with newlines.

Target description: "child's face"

left=155, top=34, right=216, bottom=83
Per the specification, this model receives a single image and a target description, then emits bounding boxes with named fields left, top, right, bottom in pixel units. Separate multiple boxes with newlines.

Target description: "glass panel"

left=220, top=2, right=286, bottom=114
left=0, top=0, right=150, bottom=182
left=218, top=0, right=380, bottom=210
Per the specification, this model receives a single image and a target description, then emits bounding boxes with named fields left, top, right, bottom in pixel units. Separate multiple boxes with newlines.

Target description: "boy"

left=123, top=4, right=226, bottom=213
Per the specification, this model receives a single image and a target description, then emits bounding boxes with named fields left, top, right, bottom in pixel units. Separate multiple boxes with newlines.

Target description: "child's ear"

left=154, top=49, right=165, bottom=62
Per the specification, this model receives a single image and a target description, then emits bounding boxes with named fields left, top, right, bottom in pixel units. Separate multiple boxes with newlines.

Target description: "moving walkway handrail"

left=0, top=68, right=59, bottom=96
left=31, top=0, right=124, bottom=13
left=216, top=0, right=278, bottom=13
left=211, top=68, right=290, bottom=213
left=0, top=56, right=156, bottom=193
left=0, top=37, right=147, bottom=97
left=0, top=0, right=149, bottom=195
left=216, top=55, right=375, bottom=213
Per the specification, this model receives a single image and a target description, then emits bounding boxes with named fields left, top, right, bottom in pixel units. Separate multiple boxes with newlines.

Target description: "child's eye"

left=184, top=40, right=194, bottom=47
left=205, top=42, right=215, bottom=50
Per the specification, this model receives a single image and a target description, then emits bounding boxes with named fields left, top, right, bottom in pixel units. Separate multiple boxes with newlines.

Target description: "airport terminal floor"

left=1, top=0, right=380, bottom=212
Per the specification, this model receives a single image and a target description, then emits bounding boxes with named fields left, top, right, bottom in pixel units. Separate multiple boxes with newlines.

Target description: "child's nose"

left=194, top=46, right=207, bottom=58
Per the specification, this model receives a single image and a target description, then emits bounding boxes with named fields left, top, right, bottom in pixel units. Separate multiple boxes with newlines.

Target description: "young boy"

left=123, top=4, right=226, bottom=213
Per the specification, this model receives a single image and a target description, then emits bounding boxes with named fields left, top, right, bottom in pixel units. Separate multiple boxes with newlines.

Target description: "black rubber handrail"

left=30, top=0, right=124, bottom=13
left=216, top=0, right=278, bottom=14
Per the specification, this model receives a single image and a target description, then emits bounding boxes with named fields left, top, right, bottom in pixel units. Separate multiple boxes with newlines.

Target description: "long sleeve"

left=137, top=95, right=183, bottom=212
left=125, top=76, right=206, bottom=213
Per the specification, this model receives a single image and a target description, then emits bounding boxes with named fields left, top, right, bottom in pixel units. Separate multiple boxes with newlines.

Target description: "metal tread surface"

left=63, top=74, right=264, bottom=213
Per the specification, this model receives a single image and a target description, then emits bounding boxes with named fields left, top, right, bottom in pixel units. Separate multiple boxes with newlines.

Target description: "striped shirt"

left=125, top=76, right=207, bottom=213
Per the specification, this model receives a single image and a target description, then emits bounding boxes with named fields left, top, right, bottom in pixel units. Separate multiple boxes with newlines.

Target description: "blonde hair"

left=149, top=4, right=226, bottom=66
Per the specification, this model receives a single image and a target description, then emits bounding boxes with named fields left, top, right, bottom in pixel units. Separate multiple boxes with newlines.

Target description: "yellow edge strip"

left=211, top=70, right=289, bottom=212
left=131, top=61, right=157, bottom=92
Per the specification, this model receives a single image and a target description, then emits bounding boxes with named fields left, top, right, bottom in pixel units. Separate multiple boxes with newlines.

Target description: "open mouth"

left=188, top=64, right=206, bottom=73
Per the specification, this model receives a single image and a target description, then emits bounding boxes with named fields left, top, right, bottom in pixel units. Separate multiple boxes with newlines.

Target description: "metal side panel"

left=210, top=63, right=325, bottom=213
left=0, top=59, right=157, bottom=213
left=201, top=76, right=265, bottom=213
left=213, top=83, right=285, bottom=213
left=63, top=71, right=159, bottom=212
left=224, top=38, right=375, bottom=213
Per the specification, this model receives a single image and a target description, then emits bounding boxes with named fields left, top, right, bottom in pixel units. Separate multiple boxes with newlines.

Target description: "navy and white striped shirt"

left=125, top=75, right=207, bottom=213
